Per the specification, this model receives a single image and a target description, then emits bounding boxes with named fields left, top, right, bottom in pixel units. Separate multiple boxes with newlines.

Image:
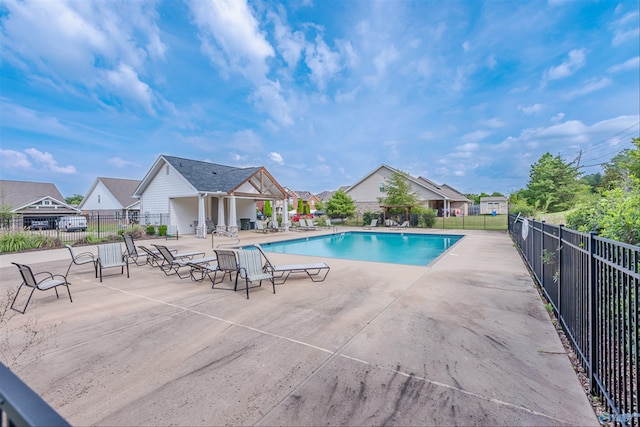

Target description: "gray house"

left=0, top=179, right=80, bottom=229
left=133, top=155, right=288, bottom=237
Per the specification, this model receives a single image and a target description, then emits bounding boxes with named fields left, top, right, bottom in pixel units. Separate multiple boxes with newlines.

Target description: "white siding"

left=170, top=197, right=198, bottom=234
left=82, top=181, right=121, bottom=211
left=140, top=164, right=195, bottom=215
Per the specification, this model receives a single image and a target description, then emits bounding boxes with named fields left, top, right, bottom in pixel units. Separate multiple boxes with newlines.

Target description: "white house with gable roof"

left=133, top=155, right=288, bottom=237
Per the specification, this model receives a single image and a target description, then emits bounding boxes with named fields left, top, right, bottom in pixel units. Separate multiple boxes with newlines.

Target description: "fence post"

left=97, top=214, right=101, bottom=239
left=588, top=231, right=598, bottom=393
left=558, top=225, right=563, bottom=318
left=541, top=221, right=545, bottom=288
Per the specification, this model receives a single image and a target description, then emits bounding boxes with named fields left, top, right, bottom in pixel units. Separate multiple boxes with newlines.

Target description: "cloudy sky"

left=1, top=0, right=639, bottom=198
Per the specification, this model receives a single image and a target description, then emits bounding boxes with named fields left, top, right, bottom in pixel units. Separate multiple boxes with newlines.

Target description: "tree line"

left=510, top=137, right=640, bottom=245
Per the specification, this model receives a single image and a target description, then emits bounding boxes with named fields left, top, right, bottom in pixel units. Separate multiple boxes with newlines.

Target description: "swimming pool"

left=257, top=232, right=464, bottom=266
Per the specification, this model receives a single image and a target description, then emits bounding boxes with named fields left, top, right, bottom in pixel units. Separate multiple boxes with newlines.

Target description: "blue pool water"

left=258, top=232, right=464, bottom=266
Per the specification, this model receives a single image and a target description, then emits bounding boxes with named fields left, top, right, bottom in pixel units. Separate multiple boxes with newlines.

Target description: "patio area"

left=0, top=228, right=598, bottom=426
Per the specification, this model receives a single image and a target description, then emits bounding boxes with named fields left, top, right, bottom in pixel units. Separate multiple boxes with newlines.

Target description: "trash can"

left=250, top=221, right=256, bottom=230
left=240, top=218, right=250, bottom=230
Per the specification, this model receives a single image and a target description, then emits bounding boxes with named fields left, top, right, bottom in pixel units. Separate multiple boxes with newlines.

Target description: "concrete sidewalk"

left=0, top=229, right=598, bottom=426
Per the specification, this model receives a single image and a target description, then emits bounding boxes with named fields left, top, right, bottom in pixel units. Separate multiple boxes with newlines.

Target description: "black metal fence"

left=0, top=362, right=69, bottom=427
left=0, top=214, right=171, bottom=246
left=367, top=212, right=508, bottom=230
left=509, top=214, right=639, bottom=425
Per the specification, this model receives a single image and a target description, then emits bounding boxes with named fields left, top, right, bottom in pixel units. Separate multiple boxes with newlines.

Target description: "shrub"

left=420, top=210, right=437, bottom=228
left=158, top=225, right=167, bottom=236
left=363, top=211, right=378, bottom=226
left=146, top=225, right=156, bottom=235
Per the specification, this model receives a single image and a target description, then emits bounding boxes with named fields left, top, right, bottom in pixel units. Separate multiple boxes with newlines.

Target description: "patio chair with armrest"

left=253, top=244, right=330, bottom=285
left=11, top=262, right=72, bottom=314
left=97, top=243, right=129, bottom=282
left=65, top=244, right=97, bottom=277
left=152, top=244, right=216, bottom=279
left=211, top=249, right=240, bottom=290
left=235, top=249, right=275, bottom=299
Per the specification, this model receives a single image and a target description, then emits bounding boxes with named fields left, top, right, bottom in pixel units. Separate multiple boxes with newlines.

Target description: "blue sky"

left=1, top=0, right=639, bottom=199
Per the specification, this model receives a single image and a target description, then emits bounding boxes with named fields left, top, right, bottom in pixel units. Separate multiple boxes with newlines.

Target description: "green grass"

left=432, top=215, right=508, bottom=230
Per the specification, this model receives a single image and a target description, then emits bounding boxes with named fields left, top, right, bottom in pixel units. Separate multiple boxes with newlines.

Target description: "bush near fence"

left=0, top=214, right=170, bottom=252
left=509, top=214, right=639, bottom=424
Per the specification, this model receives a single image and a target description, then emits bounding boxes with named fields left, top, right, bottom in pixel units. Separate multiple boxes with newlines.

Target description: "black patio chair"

left=11, top=262, right=72, bottom=314
left=152, top=244, right=215, bottom=279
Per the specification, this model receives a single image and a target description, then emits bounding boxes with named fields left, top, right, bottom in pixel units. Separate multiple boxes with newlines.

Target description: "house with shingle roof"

left=345, top=165, right=472, bottom=218
left=79, top=177, right=141, bottom=222
left=0, top=179, right=80, bottom=229
left=133, top=155, right=288, bottom=236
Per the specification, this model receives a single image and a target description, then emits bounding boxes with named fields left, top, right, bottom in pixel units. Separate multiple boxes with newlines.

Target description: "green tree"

left=326, top=190, right=356, bottom=219
left=264, top=200, right=272, bottom=217
left=378, top=171, right=419, bottom=214
left=297, top=199, right=303, bottom=213
left=65, top=194, right=83, bottom=205
left=524, top=153, right=582, bottom=212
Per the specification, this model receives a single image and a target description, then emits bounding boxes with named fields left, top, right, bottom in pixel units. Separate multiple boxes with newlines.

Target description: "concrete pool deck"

left=0, top=228, right=598, bottom=426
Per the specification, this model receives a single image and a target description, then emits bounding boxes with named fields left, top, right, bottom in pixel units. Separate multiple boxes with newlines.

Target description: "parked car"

left=57, top=216, right=88, bottom=232
left=30, top=220, right=50, bottom=230
left=313, top=210, right=325, bottom=216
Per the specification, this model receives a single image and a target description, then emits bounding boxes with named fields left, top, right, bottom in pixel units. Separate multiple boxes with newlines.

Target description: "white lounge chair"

left=236, top=249, right=275, bottom=299
left=393, top=221, right=410, bottom=229
left=364, top=219, right=378, bottom=229
left=254, top=244, right=330, bottom=285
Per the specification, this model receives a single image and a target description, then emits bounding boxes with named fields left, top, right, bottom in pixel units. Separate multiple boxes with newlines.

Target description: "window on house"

left=166, top=165, right=170, bottom=175
left=43, top=200, right=51, bottom=206
left=98, top=195, right=101, bottom=203
left=379, top=182, right=385, bottom=192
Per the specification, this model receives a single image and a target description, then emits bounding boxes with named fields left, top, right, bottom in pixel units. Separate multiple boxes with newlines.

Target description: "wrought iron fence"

left=509, top=214, right=639, bottom=425
left=0, top=214, right=171, bottom=246
left=0, top=362, right=69, bottom=427
left=366, top=212, right=508, bottom=230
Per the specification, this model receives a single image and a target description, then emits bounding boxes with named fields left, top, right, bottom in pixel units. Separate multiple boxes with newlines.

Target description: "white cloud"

left=492, top=115, right=639, bottom=152
left=269, top=152, right=284, bottom=165
left=607, top=56, right=640, bottom=73
left=188, top=0, right=275, bottom=84
left=551, top=112, right=565, bottom=123
left=305, top=35, right=342, bottom=90
left=250, top=80, right=294, bottom=127
left=564, top=77, right=611, bottom=98
left=543, top=48, right=586, bottom=82
left=480, top=118, right=505, bottom=128
left=461, top=131, right=490, bottom=143
left=24, top=148, right=76, bottom=174
left=0, top=149, right=31, bottom=170
left=108, top=157, right=140, bottom=168
left=373, top=46, right=399, bottom=77
left=1, top=1, right=165, bottom=111
left=101, top=63, right=155, bottom=114
left=518, top=103, right=544, bottom=115
left=269, top=8, right=305, bottom=68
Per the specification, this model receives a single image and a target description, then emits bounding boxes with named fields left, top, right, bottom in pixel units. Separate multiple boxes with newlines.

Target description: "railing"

left=509, top=214, right=639, bottom=426
left=0, top=214, right=171, bottom=246
left=369, top=213, right=508, bottom=230
left=0, top=362, right=69, bottom=427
